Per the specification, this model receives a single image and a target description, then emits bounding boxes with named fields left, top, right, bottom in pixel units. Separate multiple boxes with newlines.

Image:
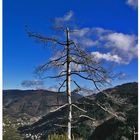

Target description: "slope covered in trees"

left=18, top=82, right=138, bottom=140
left=3, top=89, right=81, bottom=118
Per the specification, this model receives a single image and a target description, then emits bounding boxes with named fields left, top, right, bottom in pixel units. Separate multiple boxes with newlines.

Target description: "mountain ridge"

left=3, top=89, right=82, bottom=118
left=17, top=82, right=138, bottom=140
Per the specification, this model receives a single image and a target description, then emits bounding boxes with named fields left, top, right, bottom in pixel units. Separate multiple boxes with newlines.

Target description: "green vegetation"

left=3, top=128, right=22, bottom=140
left=48, top=133, right=83, bottom=140
left=3, top=116, right=23, bottom=140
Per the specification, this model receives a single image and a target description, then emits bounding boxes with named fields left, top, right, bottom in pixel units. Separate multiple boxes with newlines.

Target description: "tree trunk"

left=68, top=70, right=72, bottom=140
left=66, top=28, right=72, bottom=140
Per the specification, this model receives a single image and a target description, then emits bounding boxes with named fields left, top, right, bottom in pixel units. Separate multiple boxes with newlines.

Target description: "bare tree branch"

left=80, top=96, right=126, bottom=122
left=70, top=59, right=107, bottom=74
left=54, top=124, right=77, bottom=128
left=72, top=104, right=87, bottom=113
left=72, top=80, right=81, bottom=89
left=27, top=31, right=67, bottom=46
left=96, top=102, right=118, bottom=118
left=43, top=73, right=67, bottom=79
left=58, top=80, right=66, bottom=92
left=50, top=103, right=68, bottom=113
left=79, top=115, right=95, bottom=122
left=46, top=104, right=65, bottom=107
left=92, top=81, right=123, bottom=106
left=71, top=72, right=102, bottom=83
left=49, top=55, right=67, bottom=66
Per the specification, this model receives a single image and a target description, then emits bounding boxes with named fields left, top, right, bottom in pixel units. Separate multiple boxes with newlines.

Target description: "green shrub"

left=3, top=116, right=23, bottom=140
left=47, top=133, right=83, bottom=140
left=3, top=127, right=23, bottom=140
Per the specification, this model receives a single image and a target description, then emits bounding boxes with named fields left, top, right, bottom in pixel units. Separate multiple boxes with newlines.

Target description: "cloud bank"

left=71, top=27, right=138, bottom=64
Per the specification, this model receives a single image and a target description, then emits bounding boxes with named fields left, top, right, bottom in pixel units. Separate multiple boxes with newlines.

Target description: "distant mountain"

left=19, top=82, right=138, bottom=140
left=3, top=89, right=82, bottom=118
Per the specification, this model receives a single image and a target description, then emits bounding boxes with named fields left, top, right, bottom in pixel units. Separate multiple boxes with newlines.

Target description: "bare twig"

left=54, top=124, right=77, bottom=128
left=72, top=104, right=87, bottom=113
left=58, top=80, right=66, bottom=92
left=46, top=104, right=65, bottom=107
left=72, top=80, right=81, bottom=89
left=79, top=115, right=95, bottom=122
left=50, top=103, right=68, bottom=113
left=45, top=73, right=67, bottom=79
left=71, top=72, right=102, bottom=83
left=27, top=31, right=67, bottom=46
left=96, top=102, right=118, bottom=118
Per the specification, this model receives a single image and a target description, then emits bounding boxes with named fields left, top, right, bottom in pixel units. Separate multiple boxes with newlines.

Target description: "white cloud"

left=53, top=10, right=74, bottom=29
left=106, top=33, right=137, bottom=51
left=54, top=10, right=74, bottom=24
left=53, top=12, right=137, bottom=65
left=118, top=72, right=128, bottom=80
left=70, top=27, right=113, bottom=48
left=103, top=32, right=138, bottom=64
left=71, top=27, right=137, bottom=64
left=71, top=62, right=82, bottom=71
left=70, top=27, right=105, bottom=47
left=48, top=86, right=58, bottom=92
left=71, top=27, right=111, bottom=38
left=62, top=10, right=74, bottom=21
left=21, top=80, right=44, bottom=87
left=80, top=38, right=98, bottom=47
left=92, top=52, right=122, bottom=63
left=126, top=0, right=138, bottom=9
left=72, top=28, right=90, bottom=37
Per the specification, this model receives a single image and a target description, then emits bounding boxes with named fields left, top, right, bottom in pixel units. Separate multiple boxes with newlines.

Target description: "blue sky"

left=3, top=0, right=138, bottom=90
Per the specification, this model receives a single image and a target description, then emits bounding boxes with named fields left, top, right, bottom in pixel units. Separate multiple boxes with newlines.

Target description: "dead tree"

left=26, top=26, right=111, bottom=140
